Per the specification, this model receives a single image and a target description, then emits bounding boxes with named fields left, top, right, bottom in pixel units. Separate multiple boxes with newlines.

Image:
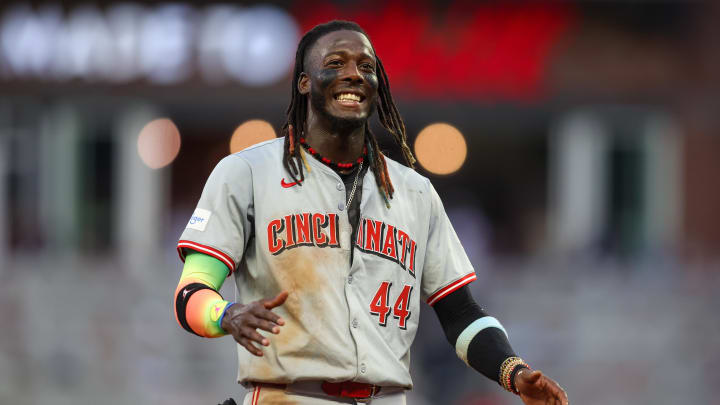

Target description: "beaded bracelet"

left=509, top=364, right=530, bottom=394
left=499, top=357, right=530, bottom=394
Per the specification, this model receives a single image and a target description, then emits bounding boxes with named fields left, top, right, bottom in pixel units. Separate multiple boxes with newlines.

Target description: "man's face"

left=301, top=30, right=379, bottom=131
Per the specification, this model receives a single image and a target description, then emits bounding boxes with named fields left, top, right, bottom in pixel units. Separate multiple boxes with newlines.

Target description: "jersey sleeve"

left=176, top=155, right=254, bottom=274
left=420, top=179, right=477, bottom=306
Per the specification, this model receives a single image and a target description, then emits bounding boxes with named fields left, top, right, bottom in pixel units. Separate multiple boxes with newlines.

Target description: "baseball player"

left=173, top=20, right=568, bottom=405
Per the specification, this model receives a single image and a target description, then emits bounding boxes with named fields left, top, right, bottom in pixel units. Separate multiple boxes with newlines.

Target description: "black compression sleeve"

left=433, top=285, right=487, bottom=343
left=432, top=286, right=517, bottom=382
left=466, top=326, right=517, bottom=382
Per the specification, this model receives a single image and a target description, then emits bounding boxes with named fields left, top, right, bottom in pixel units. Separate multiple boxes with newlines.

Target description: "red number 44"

left=370, top=282, right=413, bottom=329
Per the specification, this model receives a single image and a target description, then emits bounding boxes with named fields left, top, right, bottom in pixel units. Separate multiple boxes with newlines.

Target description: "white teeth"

left=336, top=93, right=361, bottom=102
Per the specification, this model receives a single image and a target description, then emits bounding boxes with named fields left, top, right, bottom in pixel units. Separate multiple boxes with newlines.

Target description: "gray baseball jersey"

left=177, top=137, right=476, bottom=389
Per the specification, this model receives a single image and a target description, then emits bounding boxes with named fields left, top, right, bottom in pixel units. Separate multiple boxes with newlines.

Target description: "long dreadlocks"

left=281, top=20, right=416, bottom=204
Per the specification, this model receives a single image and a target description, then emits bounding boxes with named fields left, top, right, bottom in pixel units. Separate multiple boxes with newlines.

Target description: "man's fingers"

left=224, top=295, right=287, bottom=357
left=248, top=317, right=282, bottom=334
left=545, top=376, right=565, bottom=396
left=238, top=337, right=263, bottom=357
left=552, top=381, right=569, bottom=403
left=540, top=374, right=568, bottom=405
left=263, top=291, right=289, bottom=310
left=517, top=370, right=568, bottom=405
left=241, top=326, right=270, bottom=347
left=252, top=306, right=285, bottom=326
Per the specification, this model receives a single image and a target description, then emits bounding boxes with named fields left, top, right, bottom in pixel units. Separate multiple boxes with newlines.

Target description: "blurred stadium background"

left=1, top=1, right=719, bottom=404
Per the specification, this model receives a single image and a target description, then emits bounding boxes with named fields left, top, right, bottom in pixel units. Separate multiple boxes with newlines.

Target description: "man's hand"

left=515, top=369, right=568, bottom=405
left=221, top=291, right=288, bottom=356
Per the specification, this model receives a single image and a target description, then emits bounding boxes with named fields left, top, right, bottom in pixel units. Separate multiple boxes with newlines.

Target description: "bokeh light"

left=229, top=119, right=277, bottom=154
left=414, top=123, right=467, bottom=175
left=221, top=5, right=299, bottom=86
left=137, top=118, right=181, bottom=169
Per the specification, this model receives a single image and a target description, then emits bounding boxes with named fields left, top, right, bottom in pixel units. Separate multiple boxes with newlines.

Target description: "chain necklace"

left=346, top=161, right=363, bottom=210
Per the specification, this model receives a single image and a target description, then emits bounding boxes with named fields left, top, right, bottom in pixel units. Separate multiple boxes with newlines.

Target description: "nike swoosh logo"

left=281, top=178, right=302, bottom=188
left=182, top=289, right=190, bottom=298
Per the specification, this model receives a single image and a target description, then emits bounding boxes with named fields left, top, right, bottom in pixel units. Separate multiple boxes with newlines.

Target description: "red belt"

left=252, top=381, right=382, bottom=399
left=321, top=381, right=382, bottom=398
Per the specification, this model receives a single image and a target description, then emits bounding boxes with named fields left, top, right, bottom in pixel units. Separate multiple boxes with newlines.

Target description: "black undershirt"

left=338, top=163, right=368, bottom=263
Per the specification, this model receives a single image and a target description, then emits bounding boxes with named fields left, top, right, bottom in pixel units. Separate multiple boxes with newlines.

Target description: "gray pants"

left=242, top=382, right=407, bottom=405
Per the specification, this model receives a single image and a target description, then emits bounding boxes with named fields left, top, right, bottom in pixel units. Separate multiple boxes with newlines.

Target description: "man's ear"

left=298, top=72, right=310, bottom=95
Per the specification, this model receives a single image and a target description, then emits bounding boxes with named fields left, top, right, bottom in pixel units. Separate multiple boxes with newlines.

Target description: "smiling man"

left=173, top=21, right=568, bottom=405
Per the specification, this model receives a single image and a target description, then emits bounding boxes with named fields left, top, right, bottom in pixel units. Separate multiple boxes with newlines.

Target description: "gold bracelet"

left=499, top=357, right=529, bottom=394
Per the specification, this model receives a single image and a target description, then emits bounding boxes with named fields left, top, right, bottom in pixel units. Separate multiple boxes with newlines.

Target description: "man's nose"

left=340, top=62, right=364, bottom=84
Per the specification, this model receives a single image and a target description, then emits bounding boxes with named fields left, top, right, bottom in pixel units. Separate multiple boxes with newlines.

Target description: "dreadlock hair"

left=281, top=20, right=416, bottom=204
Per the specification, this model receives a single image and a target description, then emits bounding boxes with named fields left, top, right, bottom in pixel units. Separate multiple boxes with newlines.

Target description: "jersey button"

left=351, top=318, right=358, bottom=328
left=338, top=202, right=345, bottom=211
left=347, top=275, right=353, bottom=284
left=360, top=363, right=367, bottom=373
left=336, top=182, right=343, bottom=191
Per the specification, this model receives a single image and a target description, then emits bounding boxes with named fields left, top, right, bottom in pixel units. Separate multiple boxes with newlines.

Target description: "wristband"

left=509, top=364, right=530, bottom=394
left=499, top=356, right=530, bottom=394
left=218, top=301, right=236, bottom=332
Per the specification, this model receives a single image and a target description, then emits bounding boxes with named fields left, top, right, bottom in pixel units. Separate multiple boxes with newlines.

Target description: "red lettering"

left=393, top=285, right=413, bottom=330
left=295, top=213, right=311, bottom=244
left=267, top=219, right=284, bottom=255
left=408, top=239, right=417, bottom=277
left=365, top=220, right=383, bottom=252
left=284, top=214, right=295, bottom=248
left=381, top=224, right=398, bottom=261
left=397, top=230, right=410, bottom=268
left=355, top=218, right=365, bottom=247
left=313, top=213, right=327, bottom=246
left=327, top=213, right=339, bottom=247
left=369, top=281, right=392, bottom=327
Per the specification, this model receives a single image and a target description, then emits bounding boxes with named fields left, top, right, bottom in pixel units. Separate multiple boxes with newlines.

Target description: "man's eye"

left=327, top=60, right=342, bottom=66
left=361, top=63, right=375, bottom=71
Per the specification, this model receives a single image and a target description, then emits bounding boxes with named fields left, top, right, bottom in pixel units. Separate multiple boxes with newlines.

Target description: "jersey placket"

left=346, top=169, right=376, bottom=381
left=304, top=153, right=367, bottom=379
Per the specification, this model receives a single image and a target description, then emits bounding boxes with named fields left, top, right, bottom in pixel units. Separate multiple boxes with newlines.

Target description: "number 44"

left=369, top=282, right=413, bottom=329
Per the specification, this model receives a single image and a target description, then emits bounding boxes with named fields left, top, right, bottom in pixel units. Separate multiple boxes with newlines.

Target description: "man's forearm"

left=432, top=286, right=528, bottom=391
left=174, top=251, right=233, bottom=338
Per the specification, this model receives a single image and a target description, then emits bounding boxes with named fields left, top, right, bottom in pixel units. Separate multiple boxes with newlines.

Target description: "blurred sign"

left=296, top=1, right=575, bottom=100
left=0, top=2, right=574, bottom=100
left=0, top=3, right=299, bottom=85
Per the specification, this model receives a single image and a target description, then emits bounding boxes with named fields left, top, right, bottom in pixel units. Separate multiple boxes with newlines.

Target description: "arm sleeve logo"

left=186, top=208, right=212, bottom=232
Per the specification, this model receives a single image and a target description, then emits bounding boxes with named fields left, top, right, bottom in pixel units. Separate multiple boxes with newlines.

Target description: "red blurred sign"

left=295, top=1, right=575, bottom=101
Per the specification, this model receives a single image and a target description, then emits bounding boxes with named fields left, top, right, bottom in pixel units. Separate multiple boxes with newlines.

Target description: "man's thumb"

left=264, top=291, right=289, bottom=309
left=523, top=369, right=542, bottom=384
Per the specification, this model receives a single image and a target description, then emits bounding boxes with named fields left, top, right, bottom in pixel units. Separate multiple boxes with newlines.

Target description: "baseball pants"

left=242, top=383, right=406, bottom=405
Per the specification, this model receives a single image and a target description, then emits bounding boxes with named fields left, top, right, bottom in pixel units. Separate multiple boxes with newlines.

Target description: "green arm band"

left=182, top=251, right=230, bottom=290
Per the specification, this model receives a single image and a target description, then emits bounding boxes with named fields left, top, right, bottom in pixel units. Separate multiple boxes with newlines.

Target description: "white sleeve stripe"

left=454, top=316, right=508, bottom=365
left=177, top=241, right=235, bottom=274
left=426, top=272, right=477, bottom=306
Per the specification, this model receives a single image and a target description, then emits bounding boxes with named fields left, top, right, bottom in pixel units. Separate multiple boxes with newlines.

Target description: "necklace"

left=346, top=161, right=363, bottom=210
left=299, top=137, right=366, bottom=171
